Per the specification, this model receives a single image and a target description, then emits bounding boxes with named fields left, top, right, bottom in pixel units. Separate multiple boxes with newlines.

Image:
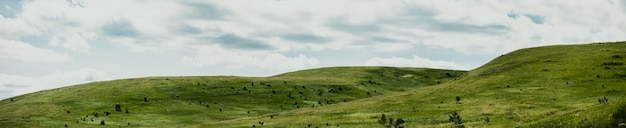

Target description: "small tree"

left=100, top=120, right=106, bottom=125
left=144, top=97, right=148, bottom=102
left=455, top=96, right=461, bottom=104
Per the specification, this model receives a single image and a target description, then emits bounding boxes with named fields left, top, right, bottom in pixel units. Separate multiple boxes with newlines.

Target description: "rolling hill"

left=0, top=66, right=464, bottom=127
left=1, top=41, right=625, bottom=128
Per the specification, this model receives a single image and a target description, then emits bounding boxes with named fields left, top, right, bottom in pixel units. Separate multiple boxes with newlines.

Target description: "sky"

left=1, top=0, right=626, bottom=100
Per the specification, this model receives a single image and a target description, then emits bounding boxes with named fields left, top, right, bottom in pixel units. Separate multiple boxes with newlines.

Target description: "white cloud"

left=182, top=45, right=319, bottom=71
left=365, top=55, right=469, bottom=70
left=0, top=17, right=40, bottom=40
left=0, top=39, right=71, bottom=62
left=0, top=68, right=108, bottom=99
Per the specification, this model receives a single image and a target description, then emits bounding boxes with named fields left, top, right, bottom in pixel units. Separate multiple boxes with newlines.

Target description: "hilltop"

left=1, top=41, right=625, bottom=128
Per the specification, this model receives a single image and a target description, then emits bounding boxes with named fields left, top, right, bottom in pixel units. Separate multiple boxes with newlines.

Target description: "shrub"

left=115, top=103, right=122, bottom=112
left=378, top=114, right=387, bottom=124
left=449, top=111, right=464, bottom=128
left=600, top=96, right=610, bottom=104
left=100, top=120, right=105, bottom=125
left=611, top=104, right=626, bottom=127
left=455, top=96, right=461, bottom=104
left=144, top=97, right=148, bottom=102
left=395, top=118, right=405, bottom=128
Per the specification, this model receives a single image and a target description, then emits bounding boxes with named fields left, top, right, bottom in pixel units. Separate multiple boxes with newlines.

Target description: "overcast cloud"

left=1, top=0, right=626, bottom=99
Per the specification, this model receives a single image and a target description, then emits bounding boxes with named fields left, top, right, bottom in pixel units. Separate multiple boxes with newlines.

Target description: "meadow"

left=1, top=42, right=625, bottom=127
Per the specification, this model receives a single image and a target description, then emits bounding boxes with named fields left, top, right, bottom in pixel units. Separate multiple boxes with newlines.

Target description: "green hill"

left=1, top=41, right=625, bottom=128
left=199, top=42, right=626, bottom=128
left=0, top=66, right=463, bottom=127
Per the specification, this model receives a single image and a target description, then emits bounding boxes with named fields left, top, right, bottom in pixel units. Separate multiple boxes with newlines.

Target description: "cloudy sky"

left=1, top=0, right=626, bottom=99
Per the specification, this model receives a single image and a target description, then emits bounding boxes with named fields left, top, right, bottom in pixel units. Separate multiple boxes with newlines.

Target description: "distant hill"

left=0, top=66, right=463, bottom=127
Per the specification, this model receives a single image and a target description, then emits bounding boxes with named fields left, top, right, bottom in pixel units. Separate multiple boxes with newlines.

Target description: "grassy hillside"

left=0, top=67, right=464, bottom=127
left=2, top=41, right=625, bottom=128
left=198, top=42, right=626, bottom=128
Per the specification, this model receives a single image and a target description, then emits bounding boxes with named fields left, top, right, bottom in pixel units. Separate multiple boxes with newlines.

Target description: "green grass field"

left=0, top=66, right=463, bottom=127
left=1, top=41, right=625, bottom=128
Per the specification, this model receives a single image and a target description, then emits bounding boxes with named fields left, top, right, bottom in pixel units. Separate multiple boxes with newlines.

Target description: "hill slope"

left=2, top=41, right=625, bottom=128
left=0, top=67, right=464, bottom=127
left=200, top=42, right=626, bottom=127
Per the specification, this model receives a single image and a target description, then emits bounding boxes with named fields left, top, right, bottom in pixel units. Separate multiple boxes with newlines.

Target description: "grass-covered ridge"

left=0, top=66, right=464, bottom=127
left=200, top=42, right=626, bottom=127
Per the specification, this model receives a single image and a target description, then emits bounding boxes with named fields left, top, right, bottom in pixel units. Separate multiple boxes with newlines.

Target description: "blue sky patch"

left=524, top=14, right=545, bottom=24
left=185, top=2, right=228, bottom=20
left=101, top=20, right=139, bottom=37
left=216, top=34, right=274, bottom=50
left=0, top=0, right=22, bottom=18
left=507, top=12, right=519, bottom=19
